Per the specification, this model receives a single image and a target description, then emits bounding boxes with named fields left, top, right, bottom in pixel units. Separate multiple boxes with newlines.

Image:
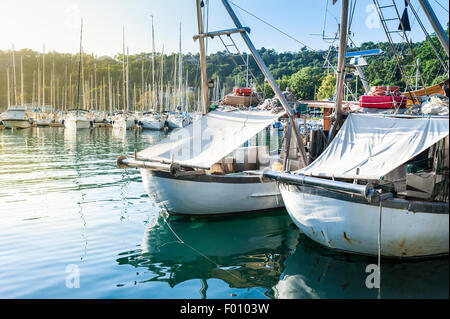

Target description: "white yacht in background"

left=166, top=112, right=190, bottom=129
left=64, top=110, right=92, bottom=130
left=112, top=112, right=136, bottom=130
left=139, top=112, right=165, bottom=130
left=2, top=106, right=34, bottom=129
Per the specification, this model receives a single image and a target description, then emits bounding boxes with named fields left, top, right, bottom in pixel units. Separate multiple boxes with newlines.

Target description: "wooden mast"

left=196, top=0, right=209, bottom=114
left=327, top=0, right=349, bottom=145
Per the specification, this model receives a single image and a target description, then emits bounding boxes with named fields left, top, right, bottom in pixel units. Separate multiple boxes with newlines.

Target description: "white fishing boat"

left=2, top=106, right=33, bottom=129
left=275, top=113, right=449, bottom=258
left=117, top=0, right=309, bottom=216
left=139, top=112, right=165, bottom=130
left=120, top=108, right=285, bottom=215
left=261, top=0, right=450, bottom=259
left=64, top=110, right=92, bottom=130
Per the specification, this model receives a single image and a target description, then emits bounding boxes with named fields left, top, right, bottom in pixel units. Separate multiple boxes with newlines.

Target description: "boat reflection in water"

left=116, top=210, right=299, bottom=298
left=274, top=234, right=449, bottom=299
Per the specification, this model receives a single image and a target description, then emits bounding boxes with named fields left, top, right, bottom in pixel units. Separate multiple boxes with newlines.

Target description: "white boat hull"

left=64, top=118, right=91, bottom=130
left=167, top=116, right=188, bottom=129
left=112, top=118, right=135, bottom=130
left=141, top=169, right=284, bottom=215
left=141, top=119, right=164, bottom=130
left=36, top=119, right=53, bottom=126
left=279, top=184, right=449, bottom=258
left=3, top=119, right=32, bottom=129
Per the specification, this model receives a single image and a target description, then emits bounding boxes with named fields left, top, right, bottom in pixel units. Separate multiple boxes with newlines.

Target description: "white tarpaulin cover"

left=299, top=113, right=449, bottom=180
left=138, top=110, right=283, bottom=169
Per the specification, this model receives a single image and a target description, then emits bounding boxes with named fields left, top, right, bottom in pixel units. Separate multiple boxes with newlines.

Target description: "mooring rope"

left=160, top=213, right=271, bottom=299
left=377, top=199, right=382, bottom=299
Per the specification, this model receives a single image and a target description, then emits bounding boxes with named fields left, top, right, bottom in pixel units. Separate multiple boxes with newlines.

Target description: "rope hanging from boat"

left=377, top=199, right=382, bottom=299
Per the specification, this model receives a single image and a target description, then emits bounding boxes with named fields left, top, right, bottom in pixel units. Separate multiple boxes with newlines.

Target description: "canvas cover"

left=138, top=110, right=283, bottom=169
left=299, top=113, right=449, bottom=180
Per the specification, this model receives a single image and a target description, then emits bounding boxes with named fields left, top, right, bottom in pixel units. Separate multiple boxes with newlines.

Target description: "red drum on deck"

left=359, top=95, right=408, bottom=109
left=233, top=88, right=253, bottom=96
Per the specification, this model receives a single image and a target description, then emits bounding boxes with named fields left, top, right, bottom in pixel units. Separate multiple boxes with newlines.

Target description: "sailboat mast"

left=122, top=27, right=126, bottom=111
left=42, top=44, right=45, bottom=107
left=126, top=47, right=130, bottom=112
left=12, top=45, right=18, bottom=106
left=94, top=62, right=98, bottom=112
left=76, top=19, right=83, bottom=113
left=160, top=45, right=164, bottom=111
left=108, top=65, right=112, bottom=113
left=178, top=22, right=183, bottom=111
left=151, top=15, right=156, bottom=112
left=6, top=67, right=10, bottom=108
left=20, top=55, right=24, bottom=106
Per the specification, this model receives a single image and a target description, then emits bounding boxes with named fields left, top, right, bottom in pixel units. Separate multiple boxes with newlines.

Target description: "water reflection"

left=274, top=234, right=449, bottom=299
left=116, top=211, right=299, bottom=297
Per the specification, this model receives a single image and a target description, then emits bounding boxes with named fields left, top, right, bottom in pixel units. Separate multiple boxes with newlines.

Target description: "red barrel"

left=233, top=87, right=253, bottom=96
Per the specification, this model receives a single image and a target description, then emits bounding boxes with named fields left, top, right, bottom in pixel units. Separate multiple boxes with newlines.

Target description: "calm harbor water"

left=0, top=127, right=448, bottom=299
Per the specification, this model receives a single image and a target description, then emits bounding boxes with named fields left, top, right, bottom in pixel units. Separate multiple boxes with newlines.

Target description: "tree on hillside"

left=288, top=66, right=323, bottom=100
left=317, top=74, right=336, bottom=100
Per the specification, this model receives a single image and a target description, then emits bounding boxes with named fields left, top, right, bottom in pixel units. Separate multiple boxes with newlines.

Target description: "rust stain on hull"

left=343, top=232, right=352, bottom=245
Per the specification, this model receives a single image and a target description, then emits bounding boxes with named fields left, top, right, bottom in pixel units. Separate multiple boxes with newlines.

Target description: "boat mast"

left=178, top=22, right=183, bottom=112
left=108, top=65, right=112, bottom=113
left=196, top=0, right=209, bottom=115
left=6, top=67, right=10, bottom=108
left=12, top=45, right=17, bottom=106
left=126, top=47, right=130, bottom=112
left=20, top=55, right=24, bottom=106
left=327, top=0, right=349, bottom=145
left=122, top=26, right=126, bottom=112
left=417, top=0, right=449, bottom=57
left=42, top=44, right=45, bottom=108
left=220, top=0, right=307, bottom=167
left=160, top=45, right=165, bottom=111
left=151, top=15, right=156, bottom=112
left=76, top=19, right=83, bottom=114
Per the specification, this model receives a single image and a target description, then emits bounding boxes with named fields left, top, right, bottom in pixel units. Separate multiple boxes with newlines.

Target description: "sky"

left=0, top=0, right=448, bottom=57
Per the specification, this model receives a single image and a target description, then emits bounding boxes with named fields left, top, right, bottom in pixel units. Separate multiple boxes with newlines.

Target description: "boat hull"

left=112, top=118, right=135, bottom=130
left=141, top=119, right=164, bottom=130
left=279, top=184, right=449, bottom=258
left=3, top=119, right=32, bottom=129
left=141, top=170, right=284, bottom=215
left=64, top=118, right=91, bottom=129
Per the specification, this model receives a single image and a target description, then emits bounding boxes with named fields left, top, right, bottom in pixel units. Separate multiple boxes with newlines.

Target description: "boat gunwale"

left=149, top=169, right=274, bottom=184
left=281, top=183, right=449, bottom=215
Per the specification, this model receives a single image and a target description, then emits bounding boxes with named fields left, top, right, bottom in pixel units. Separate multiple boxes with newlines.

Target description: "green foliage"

left=288, top=66, right=323, bottom=100
left=317, top=74, right=336, bottom=100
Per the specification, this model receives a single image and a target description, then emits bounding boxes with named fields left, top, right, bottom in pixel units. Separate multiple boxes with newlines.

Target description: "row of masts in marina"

left=3, top=17, right=229, bottom=116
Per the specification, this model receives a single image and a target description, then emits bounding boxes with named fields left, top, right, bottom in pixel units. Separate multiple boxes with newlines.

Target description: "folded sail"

left=299, top=113, right=449, bottom=180
left=138, top=110, right=283, bottom=169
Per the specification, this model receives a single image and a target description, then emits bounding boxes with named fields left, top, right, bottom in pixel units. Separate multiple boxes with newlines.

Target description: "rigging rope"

left=228, top=0, right=317, bottom=51
left=432, top=0, right=449, bottom=13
